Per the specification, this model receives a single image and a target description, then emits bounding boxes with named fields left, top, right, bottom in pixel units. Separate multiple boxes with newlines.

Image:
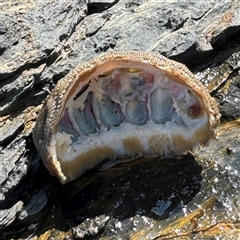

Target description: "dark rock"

left=0, top=201, right=24, bottom=230
left=0, top=115, right=24, bottom=146
left=1, top=0, right=240, bottom=117
left=0, top=185, right=50, bottom=238
left=0, top=22, right=8, bottom=34
left=0, top=0, right=87, bottom=116
left=195, top=51, right=240, bottom=120
left=0, top=138, right=28, bottom=202
left=1, top=0, right=240, bottom=239
left=215, top=75, right=240, bottom=120
left=18, top=185, right=50, bottom=221
left=18, top=185, right=51, bottom=222
left=87, top=0, right=119, bottom=14
left=72, top=215, right=110, bottom=238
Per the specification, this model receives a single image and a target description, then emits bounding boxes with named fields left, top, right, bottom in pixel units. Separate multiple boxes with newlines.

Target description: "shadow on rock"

left=1, top=152, right=202, bottom=239
left=57, top=153, right=202, bottom=228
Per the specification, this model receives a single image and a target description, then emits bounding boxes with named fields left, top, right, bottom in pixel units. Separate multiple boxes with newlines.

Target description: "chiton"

left=33, top=51, right=220, bottom=184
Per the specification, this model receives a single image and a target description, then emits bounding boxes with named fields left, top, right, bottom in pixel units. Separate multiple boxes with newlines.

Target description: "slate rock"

left=1, top=0, right=240, bottom=239
left=0, top=201, right=24, bottom=230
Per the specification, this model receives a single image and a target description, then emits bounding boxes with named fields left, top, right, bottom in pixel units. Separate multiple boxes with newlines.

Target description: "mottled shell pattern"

left=33, top=51, right=220, bottom=184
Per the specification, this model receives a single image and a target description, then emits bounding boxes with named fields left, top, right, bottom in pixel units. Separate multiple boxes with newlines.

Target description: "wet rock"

left=61, top=121, right=240, bottom=240
left=87, top=0, right=119, bottom=14
left=72, top=215, right=110, bottom=239
left=0, top=185, right=50, bottom=238
left=18, top=185, right=50, bottom=221
left=195, top=51, right=240, bottom=120
left=1, top=0, right=240, bottom=239
left=0, top=201, right=24, bottom=230
left=215, top=75, right=240, bottom=120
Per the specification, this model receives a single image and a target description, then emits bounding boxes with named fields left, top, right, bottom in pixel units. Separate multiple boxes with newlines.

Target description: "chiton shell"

left=33, top=51, right=220, bottom=184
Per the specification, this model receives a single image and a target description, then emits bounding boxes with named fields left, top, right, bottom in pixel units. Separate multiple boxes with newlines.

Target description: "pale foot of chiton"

left=33, top=51, right=220, bottom=184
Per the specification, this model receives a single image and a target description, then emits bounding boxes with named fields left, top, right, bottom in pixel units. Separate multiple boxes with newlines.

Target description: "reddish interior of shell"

left=51, top=60, right=212, bottom=183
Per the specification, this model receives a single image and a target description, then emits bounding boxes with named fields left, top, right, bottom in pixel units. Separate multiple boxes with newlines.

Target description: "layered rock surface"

left=1, top=0, right=240, bottom=239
